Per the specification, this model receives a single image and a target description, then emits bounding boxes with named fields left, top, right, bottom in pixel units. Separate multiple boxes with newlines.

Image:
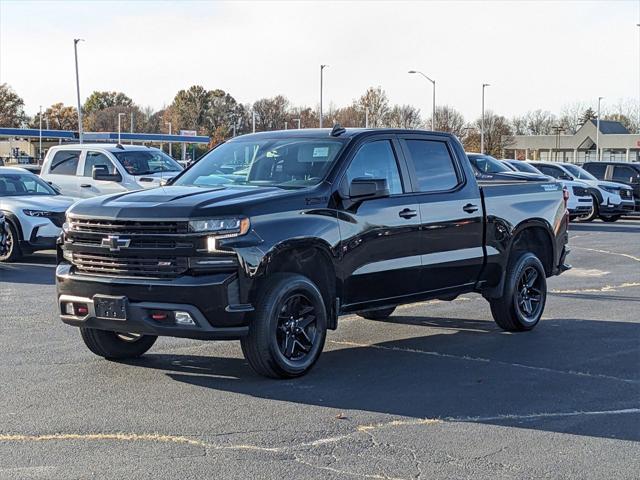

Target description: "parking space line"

left=327, top=340, right=638, bottom=384
left=572, top=246, right=640, bottom=263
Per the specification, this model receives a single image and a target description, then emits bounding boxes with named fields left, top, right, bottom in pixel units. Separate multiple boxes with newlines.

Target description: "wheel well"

left=258, top=246, right=338, bottom=329
left=510, top=226, right=553, bottom=276
left=2, top=213, right=23, bottom=241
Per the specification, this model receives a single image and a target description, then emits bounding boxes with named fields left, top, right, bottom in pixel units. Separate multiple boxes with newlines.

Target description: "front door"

left=77, top=151, right=128, bottom=198
left=337, top=138, right=422, bottom=308
left=399, top=136, right=484, bottom=292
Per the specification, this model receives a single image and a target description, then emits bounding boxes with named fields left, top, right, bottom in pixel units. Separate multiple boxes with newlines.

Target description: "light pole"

left=365, top=107, right=369, bottom=128
left=73, top=38, right=84, bottom=144
left=165, top=122, right=172, bottom=157
left=38, top=105, right=43, bottom=161
left=117, top=113, right=126, bottom=144
left=319, top=64, right=328, bottom=128
left=408, top=70, right=435, bottom=130
left=130, top=111, right=134, bottom=145
left=481, top=83, right=490, bottom=154
left=252, top=111, right=256, bottom=133
left=293, top=118, right=301, bottom=129
left=596, top=96, right=603, bottom=161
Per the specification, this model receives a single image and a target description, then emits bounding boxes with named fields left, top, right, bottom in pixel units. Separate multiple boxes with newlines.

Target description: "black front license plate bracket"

left=94, top=295, right=128, bottom=320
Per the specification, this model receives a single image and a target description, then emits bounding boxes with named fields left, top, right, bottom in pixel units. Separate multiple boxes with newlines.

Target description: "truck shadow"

left=127, top=316, right=640, bottom=442
left=0, top=255, right=56, bottom=285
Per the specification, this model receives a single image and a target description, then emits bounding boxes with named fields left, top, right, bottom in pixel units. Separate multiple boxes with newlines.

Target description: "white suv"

left=530, top=162, right=635, bottom=222
left=0, top=167, right=77, bottom=262
left=40, top=144, right=183, bottom=198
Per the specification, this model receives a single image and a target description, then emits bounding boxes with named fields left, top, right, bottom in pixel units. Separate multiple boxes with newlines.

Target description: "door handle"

left=398, top=208, right=418, bottom=219
left=463, top=203, right=479, bottom=213
left=80, top=184, right=92, bottom=188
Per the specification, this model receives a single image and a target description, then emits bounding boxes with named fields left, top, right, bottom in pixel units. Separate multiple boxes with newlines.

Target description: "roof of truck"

left=231, top=128, right=451, bottom=141
left=47, top=143, right=161, bottom=152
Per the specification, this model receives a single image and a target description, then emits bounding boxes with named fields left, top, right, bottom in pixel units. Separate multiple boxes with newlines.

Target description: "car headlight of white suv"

left=23, top=209, right=57, bottom=217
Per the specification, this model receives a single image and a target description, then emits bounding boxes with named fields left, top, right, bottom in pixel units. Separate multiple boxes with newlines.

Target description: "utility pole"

left=118, top=113, right=126, bottom=144
left=408, top=70, right=435, bottom=130
left=481, top=83, right=490, bottom=154
left=365, top=107, right=369, bottom=128
left=130, top=111, right=134, bottom=145
left=38, top=105, right=43, bottom=161
left=252, top=111, right=256, bottom=133
left=596, top=96, right=603, bottom=161
left=284, top=121, right=288, bottom=130
left=166, top=122, right=172, bottom=157
left=319, top=64, right=328, bottom=128
left=552, top=125, right=563, bottom=162
left=73, top=39, right=84, bottom=143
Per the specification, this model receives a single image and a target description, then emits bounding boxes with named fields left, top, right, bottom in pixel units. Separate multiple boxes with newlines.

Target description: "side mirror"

left=92, top=165, right=122, bottom=182
left=348, top=177, right=390, bottom=200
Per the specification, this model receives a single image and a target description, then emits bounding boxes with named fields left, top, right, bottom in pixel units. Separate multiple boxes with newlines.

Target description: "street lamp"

left=117, top=113, right=126, bottom=144
left=73, top=38, right=84, bottom=144
left=165, top=122, right=172, bottom=156
left=319, top=64, right=328, bottom=128
left=293, top=118, right=301, bottom=129
left=408, top=70, right=436, bottom=130
left=596, top=96, right=603, bottom=161
left=481, top=83, right=490, bottom=154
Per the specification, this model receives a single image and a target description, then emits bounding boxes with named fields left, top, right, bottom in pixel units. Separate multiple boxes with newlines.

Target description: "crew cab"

left=57, top=128, right=570, bottom=378
left=41, top=144, right=183, bottom=198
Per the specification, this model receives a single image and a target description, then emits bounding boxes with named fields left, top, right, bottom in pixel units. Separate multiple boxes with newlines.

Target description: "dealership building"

left=504, top=120, right=640, bottom=163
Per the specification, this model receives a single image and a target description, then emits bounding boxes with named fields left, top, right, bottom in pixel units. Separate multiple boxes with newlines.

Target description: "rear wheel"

left=80, top=328, right=157, bottom=359
left=356, top=306, right=396, bottom=320
left=599, top=214, right=621, bottom=223
left=489, top=252, right=547, bottom=331
left=241, top=273, right=327, bottom=379
left=0, top=222, right=22, bottom=262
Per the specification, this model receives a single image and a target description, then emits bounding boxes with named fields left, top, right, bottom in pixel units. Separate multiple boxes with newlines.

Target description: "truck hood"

left=577, top=178, right=633, bottom=191
left=67, top=185, right=297, bottom=219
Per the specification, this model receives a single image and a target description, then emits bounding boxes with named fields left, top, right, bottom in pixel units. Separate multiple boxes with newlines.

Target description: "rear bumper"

left=56, top=263, right=252, bottom=340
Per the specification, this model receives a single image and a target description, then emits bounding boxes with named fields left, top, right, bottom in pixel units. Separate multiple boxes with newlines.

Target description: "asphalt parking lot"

left=0, top=219, right=638, bottom=479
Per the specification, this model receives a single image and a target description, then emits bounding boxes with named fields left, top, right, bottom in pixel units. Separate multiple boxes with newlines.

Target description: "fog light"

left=64, top=302, right=75, bottom=315
left=206, top=236, right=218, bottom=253
left=175, top=311, right=195, bottom=326
left=76, top=304, right=89, bottom=316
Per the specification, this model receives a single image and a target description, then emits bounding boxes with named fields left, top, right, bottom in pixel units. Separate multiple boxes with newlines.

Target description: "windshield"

left=0, top=172, right=57, bottom=196
left=510, top=161, right=542, bottom=174
left=174, top=138, right=346, bottom=189
left=467, top=154, right=511, bottom=174
left=562, top=164, right=597, bottom=181
left=112, top=150, right=183, bottom=176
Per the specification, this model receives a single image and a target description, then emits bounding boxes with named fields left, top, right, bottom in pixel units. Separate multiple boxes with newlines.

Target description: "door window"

left=584, top=163, right=606, bottom=179
left=84, top=151, right=117, bottom=176
left=405, top=140, right=459, bottom=192
left=50, top=151, right=80, bottom=175
left=346, top=140, right=403, bottom=194
left=536, top=165, right=563, bottom=179
left=612, top=166, right=638, bottom=183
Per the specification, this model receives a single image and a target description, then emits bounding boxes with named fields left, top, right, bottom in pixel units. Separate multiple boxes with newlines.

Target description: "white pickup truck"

left=40, top=144, right=183, bottom=198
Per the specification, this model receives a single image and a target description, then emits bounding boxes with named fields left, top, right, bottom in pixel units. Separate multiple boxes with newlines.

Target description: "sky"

left=0, top=0, right=638, bottom=122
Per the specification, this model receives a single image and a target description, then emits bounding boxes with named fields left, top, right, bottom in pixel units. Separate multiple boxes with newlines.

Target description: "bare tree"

left=386, top=104, right=422, bottom=129
left=463, top=111, right=513, bottom=157
left=252, top=95, right=289, bottom=131
left=357, top=86, right=390, bottom=127
left=558, top=101, right=588, bottom=134
left=430, top=105, right=465, bottom=137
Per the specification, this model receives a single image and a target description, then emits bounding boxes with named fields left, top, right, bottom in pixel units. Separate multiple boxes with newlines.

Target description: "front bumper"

left=56, top=263, right=252, bottom=340
left=599, top=200, right=635, bottom=216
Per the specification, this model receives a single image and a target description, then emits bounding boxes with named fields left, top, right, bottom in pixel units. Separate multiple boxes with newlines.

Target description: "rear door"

left=399, top=135, right=484, bottom=291
left=44, top=149, right=82, bottom=197
left=337, top=136, right=423, bottom=307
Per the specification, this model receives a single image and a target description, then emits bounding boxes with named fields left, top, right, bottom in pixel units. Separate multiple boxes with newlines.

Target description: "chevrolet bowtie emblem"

left=101, top=235, right=131, bottom=252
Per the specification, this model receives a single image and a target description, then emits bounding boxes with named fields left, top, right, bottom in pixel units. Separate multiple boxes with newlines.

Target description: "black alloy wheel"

left=276, top=293, right=318, bottom=361
left=515, top=266, right=544, bottom=323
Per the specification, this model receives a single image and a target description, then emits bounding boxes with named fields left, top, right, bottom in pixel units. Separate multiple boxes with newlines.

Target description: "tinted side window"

left=612, top=166, right=637, bottom=183
left=406, top=140, right=459, bottom=192
left=585, top=163, right=606, bottom=179
left=536, top=165, right=561, bottom=179
left=346, top=140, right=403, bottom=194
left=50, top=151, right=80, bottom=175
left=84, top=151, right=117, bottom=177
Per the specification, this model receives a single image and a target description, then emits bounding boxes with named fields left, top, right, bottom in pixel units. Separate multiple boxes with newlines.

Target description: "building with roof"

left=504, top=120, right=640, bottom=163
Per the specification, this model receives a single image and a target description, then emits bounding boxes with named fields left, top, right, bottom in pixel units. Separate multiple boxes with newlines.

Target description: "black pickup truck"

left=57, top=127, right=570, bottom=378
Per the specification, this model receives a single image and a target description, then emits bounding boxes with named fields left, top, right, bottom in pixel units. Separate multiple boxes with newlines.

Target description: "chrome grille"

left=73, top=252, right=188, bottom=278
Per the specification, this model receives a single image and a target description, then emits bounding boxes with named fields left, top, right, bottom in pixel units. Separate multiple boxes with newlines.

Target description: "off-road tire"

left=489, top=252, right=547, bottom=332
left=356, top=307, right=396, bottom=320
left=80, top=328, right=157, bottom=359
left=241, top=273, right=327, bottom=379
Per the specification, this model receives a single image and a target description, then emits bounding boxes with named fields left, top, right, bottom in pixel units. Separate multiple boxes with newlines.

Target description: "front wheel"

left=0, top=222, right=22, bottom=262
left=241, top=273, right=327, bottom=379
left=489, top=252, right=547, bottom=331
left=576, top=195, right=598, bottom=222
left=80, top=328, right=157, bottom=359
left=599, top=214, right=621, bottom=223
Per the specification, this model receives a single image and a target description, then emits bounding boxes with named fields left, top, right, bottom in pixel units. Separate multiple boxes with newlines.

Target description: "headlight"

left=599, top=185, right=620, bottom=194
left=188, top=217, right=250, bottom=235
left=23, top=209, right=55, bottom=217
